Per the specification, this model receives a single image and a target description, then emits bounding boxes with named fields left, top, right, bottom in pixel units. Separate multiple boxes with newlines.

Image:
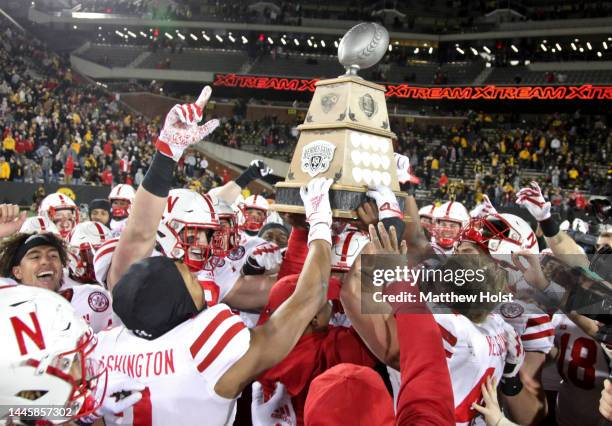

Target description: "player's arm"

left=502, top=351, right=548, bottom=425
left=108, top=87, right=219, bottom=290
left=221, top=274, right=277, bottom=311
left=215, top=178, right=333, bottom=398
left=516, top=182, right=588, bottom=268
left=340, top=223, right=406, bottom=369
left=207, top=160, right=273, bottom=205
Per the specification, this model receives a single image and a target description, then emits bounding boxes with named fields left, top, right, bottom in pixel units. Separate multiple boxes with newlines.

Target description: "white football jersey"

left=197, top=237, right=268, bottom=307
left=496, top=299, right=554, bottom=353
left=552, top=314, right=610, bottom=426
left=59, top=283, right=113, bottom=333
left=110, top=218, right=127, bottom=237
left=435, top=313, right=511, bottom=426
left=93, top=237, right=162, bottom=287
left=92, top=304, right=250, bottom=426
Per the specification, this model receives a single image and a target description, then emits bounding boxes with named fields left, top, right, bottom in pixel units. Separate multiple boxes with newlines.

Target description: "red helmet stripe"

left=37, top=217, right=46, bottom=230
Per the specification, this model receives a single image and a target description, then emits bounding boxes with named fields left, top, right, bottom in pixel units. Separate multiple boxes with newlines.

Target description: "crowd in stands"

left=0, top=25, right=224, bottom=194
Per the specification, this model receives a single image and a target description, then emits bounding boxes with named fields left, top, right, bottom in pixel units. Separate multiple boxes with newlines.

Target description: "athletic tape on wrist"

left=142, top=151, right=174, bottom=197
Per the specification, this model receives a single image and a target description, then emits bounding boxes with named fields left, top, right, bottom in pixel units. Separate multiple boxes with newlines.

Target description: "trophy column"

left=272, top=22, right=405, bottom=219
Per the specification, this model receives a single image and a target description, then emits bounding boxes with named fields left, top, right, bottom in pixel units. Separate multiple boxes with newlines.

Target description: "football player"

left=432, top=201, right=470, bottom=255
left=0, top=285, right=142, bottom=424
left=108, top=183, right=136, bottom=236
left=38, top=192, right=80, bottom=239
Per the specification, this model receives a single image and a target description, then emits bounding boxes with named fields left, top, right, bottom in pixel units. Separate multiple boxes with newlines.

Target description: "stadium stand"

left=76, top=44, right=145, bottom=67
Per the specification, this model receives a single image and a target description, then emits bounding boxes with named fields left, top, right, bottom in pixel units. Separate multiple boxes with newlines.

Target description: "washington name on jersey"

left=92, top=304, right=250, bottom=426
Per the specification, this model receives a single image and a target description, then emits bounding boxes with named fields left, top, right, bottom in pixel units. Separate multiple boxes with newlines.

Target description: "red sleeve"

left=395, top=312, right=455, bottom=426
left=322, top=326, right=378, bottom=368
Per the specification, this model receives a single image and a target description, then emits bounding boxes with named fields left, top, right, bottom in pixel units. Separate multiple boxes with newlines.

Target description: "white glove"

left=502, top=324, right=525, bottom=378
left=394, top=153, right=420, bottom=185
left=156, top=86, right=220, bottom=162
left=515, top=181, right=551, bottom=222
left=366, top=185, right=403, bottom=220
left=469, top=194, right=498, bottom=219
left=252, top=381, right=296, bottom=426
left=81, top=373, right=144, bottom=422
left=300, top=177, right=333, bottom=246
left=246, top=242, right=282, bottom=271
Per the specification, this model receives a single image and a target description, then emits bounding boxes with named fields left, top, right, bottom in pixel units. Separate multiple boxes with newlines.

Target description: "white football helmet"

left=459, top=213, right=539, bottom=256
left=418, top=204, right=437, bottom=236
left=433, top=201, right=469, bottom=249
left=239, top=195, right=269, bottom=233
left=19, top=216, right=61, bottom=235
left=571, top=218, right=589, bottom=234
left=157, top=189, right=223, bottom=271
left=68, top=221, right=112, bottom=284
left=38, top=193, right=80, bottom=239
left=108, top=184, right=135, bottom=220
left=0, top=285, right=105, bottom=423
left=331, top=230, right=370, bottom=272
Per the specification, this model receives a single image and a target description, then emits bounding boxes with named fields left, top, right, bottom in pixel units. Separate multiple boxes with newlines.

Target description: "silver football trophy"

left=273, top=22, right=404, bottom=219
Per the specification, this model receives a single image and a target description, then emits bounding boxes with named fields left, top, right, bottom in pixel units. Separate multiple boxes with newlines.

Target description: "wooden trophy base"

left=273, top=182, right=406, bottom=220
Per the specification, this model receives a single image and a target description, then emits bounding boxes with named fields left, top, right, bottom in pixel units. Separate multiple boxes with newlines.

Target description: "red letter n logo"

left=10, top=312, right=46, bottom=355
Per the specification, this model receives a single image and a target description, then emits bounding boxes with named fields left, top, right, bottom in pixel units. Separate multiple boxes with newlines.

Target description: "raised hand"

left=516, top=181, right=551, bottom=222
left=470, top=194, right=498, bottom=219
left=156, top=86, right=220, bottom=162
left=366, top=185, right=403, bottom=220
left=300, top=177, right=333, bottom=245
left=0, top=203, right=27, bottom=238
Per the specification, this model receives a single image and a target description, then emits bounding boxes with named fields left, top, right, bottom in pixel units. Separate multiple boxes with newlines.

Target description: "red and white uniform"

left=93, top=238, right=162, bottom=287
left=59, top=283, right=114, bottom=333
left=92, top=304, right=250, bottom=426
left=197, top=237, right=268, bottom=307
left=496, top=300, right=554, bottom=354
left=437, top=313, right=511, bottom=426
left=552, top=314, right=610, bottom=426
left=109, top=218, right=127, bottom=237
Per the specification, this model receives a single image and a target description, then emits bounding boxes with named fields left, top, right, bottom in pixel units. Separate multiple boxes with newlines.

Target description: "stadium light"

left=202, top=33, right=210, bottom=41
left=510, top=60, right=519, bottom=66
left=73, top=25, right=78, bottom=29
left=98, top=26, right=102, bottom=30
left=540, top=43, right=547, bottom=51
left=140, top=31, right=148, bottom=37
left=414, top=47, right=419, bottom=54
left=571, top=42, right=577, bottom=51
left=242, top=36, right=248, bottom=44
left=597, top=51, right=603, bottom=57
left=603, top=41, right=608, bottom=49
left=314, top=43, right=318, bottom=48
left=127, top=31, right=137, bottom=38
left=115, top=30, right=124, bottom=37
left=485, top=62, right=491, bottom=68
left=294, top=39, right=300, bottom=46
left=482, top=46, right=491, bottom=54
left=428, top=47, right=433, bottom=54
left=579, top=47, right=584, bottom=52
left=307, top=39, right=312, bottom=47
left=177, top=32, right=185, bottom=40
left=334, top=40, right=339, bottom=48
left=216, top=35, right=223, bottom=42
left=456, top=47, right=464, bottom=54
left=388, top=45, right=392, bottom=52
left=586, top=41, right=592, bottom=50
left=268, top=37, right=274, bottom=44
left=320, top=40, right=326, bottom=47
left=524, top=60, right=531, bottom=65
left=228, top=34, right=236, bottom=42
left=281, top=38, right=286, bottom=45
left=555, top=43, right=562, bottom=51
left=551, top=48, right=556, bottom=53
left=190, top=33, right=197, bottom=41
left=164, top=32, right=173, bottom=40
left=510, top=44, right=518, bottom=53
left=470, top=47, right=478, bottom=55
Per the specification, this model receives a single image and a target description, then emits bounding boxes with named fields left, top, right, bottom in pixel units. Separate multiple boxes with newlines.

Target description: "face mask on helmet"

left=174, top=223, right=225, bottom=272
left=20, top=330, right=107, bottom=424
left=240, top=207, right=267, bottom=233
left=50, top=208, right=78, bottom=239
left=434, top=219, right=463, bottom=248
left=110, top=199, right=131, bottom=221
left=215, top=214, right=239, bottom=254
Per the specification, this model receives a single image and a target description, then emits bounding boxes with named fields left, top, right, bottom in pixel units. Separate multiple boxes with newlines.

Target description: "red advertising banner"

left=213, top=73, right=612, bottom=100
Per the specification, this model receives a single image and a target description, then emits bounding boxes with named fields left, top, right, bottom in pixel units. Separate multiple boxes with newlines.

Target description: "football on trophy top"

left=272, top=22, right=406, bottom=219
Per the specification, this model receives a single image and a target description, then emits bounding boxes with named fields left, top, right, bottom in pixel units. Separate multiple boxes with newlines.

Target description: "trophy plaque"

left=273, top=22, right=405, bottom=219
